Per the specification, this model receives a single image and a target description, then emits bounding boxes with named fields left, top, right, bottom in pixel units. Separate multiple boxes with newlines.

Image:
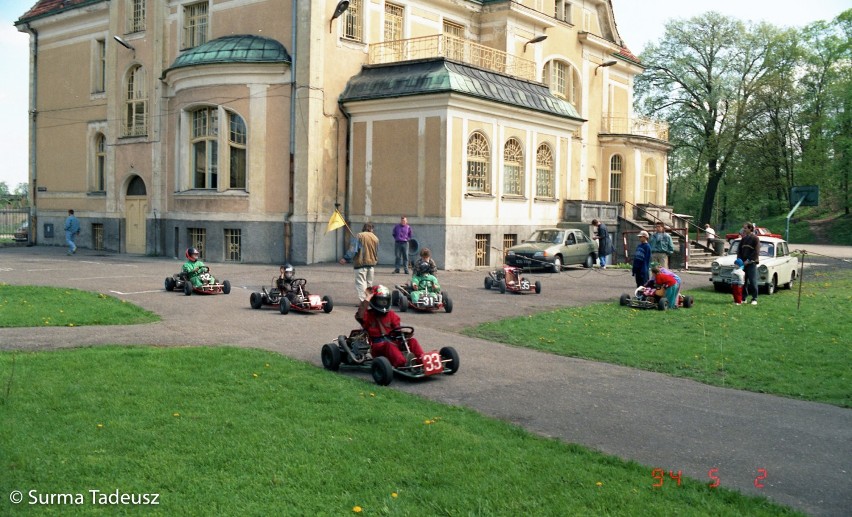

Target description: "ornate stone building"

left=16, top=0, right=668, bottom=268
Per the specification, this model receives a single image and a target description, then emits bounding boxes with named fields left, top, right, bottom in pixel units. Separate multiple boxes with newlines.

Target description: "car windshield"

left=527, top=230, right=563, bottom=244
left=728, top=240, right=775, bottom=257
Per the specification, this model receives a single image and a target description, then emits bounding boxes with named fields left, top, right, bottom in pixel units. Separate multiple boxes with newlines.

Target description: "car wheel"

left=443, top=293, right=453, bottom=313
left=371, top=356, right=394, bottom=386
left=683, top=296, right=694, bottom=308
left=223, top=280, right=231, bottom=295
left=713, top=282, right=726, bottom=293
left=250, top=292, right=263, bottom=309
left=165, top=277, right=176, bottom=291
left=784, top=271, right=796, bottom=290
left=534, top=281, right=541, bottom=294
left=766, top=276, right=777, bottom=295
left=183, top=282, right=192, bottom=296
left=551, top=256, right=563, bottom=273
left=279, top=297, right=291, bottom=314
left=583, top=254, right=594, bottom=269
left=498, top=280, right=506, bottom=294
left=620, top=293, right=630, bottom=306
left=322, top=295, right=334, bottom=313
left=439, top=346, right=460, bottom=375
left=321, top=343, right=341, bottom=371
left=484, top=277, right=493, bottom=290
left=657, top=298, right=668, bottom=311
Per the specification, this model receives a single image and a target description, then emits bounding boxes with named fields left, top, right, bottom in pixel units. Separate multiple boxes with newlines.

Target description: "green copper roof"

left=168, top=35, right=290, bottom=72
left=339, top=59, right=582, bottom=120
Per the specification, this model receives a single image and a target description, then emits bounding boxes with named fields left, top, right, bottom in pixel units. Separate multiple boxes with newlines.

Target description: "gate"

left=0, top=209, right=29, bottom=240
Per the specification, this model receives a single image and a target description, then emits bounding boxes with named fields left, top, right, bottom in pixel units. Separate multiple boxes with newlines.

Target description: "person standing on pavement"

left=64, top=209, right=80, bottom=255
left=737, top=222, right=761, bottom=305
left=632, top=230, right=652, bottom=287
left=591, top=219, right=613, bottom=268
left=340, top=222, right=379, bottom=301
left=649, top=222, right=674, bottom=269
left=392, top=216, right=412, bottom=274
left=703, top=223, right=716, bottom=248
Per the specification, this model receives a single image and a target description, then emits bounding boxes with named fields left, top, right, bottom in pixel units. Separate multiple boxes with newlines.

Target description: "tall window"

left=343, top=0, right=363, bottom=42
left=609, top=154, right=623, bottom=203
left=95, top=133, right=106, bottom=191
left=503, top=138, right=524, bottom=196
left=443, top=20, right=464, bottom=61
left=229, top=112, right=247, bottom=189
left=192, top=107, right=218, bottom=189
left=466, top=132, right=490, bottom=194
left=184, top=2, right=209, bottom=49
left=535, top=144, right=554, bottom=198
left=544, top=60, right=581, bottom=110
left=124, top=65, right=147, bottom=137
left=384, top=3, right=403, bottom=41
left=555, top=1, right=572, bottom=23
left=128, top=0, right=145, bottom=33
left=93, top=39, right=105, bottom=93
left=643, top=158, right=657, bottom=204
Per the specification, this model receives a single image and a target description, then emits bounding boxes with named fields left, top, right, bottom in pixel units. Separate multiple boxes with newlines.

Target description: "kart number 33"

left=422, top=351, right=444, bottom=375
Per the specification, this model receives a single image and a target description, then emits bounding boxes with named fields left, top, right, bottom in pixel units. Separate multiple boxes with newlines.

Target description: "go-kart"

left=392, top=276, right=452, bottom=313
left=320, top=326, right=459, bottom=386
left=250, top=278, right=333, bottom=315
left=619, top=286, right=694, bottom=310
left=164, top=266, right=231, bottom=296
left=484, top=264, right=541, bottom=294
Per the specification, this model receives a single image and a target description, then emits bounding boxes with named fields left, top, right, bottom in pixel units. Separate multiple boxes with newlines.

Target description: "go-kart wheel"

left=498, top=280, right=506, bottom=294
left=391, top=290, right=400, bottom=306
left=183, top=282, right=192, bottom=296
left=279, top=297, right=291, bottom=315
left=397, top=294, right=408, bottom=312
left=484, top=277, right=493, bottom=290
left=321, top=343, right=341, bottom=371
left=534, top=281, right=542, bottom=294
left=371, top=356, right=394, bottom=386
left=683, top=296, right=694, bottom=308
left=443, top=293, right=453, bottom=313
left=165, top=277, right=176, bottom=291
left=439, top=346, right=460, bottom=375
left=250, top=292, right=263, bottom=309
left=657, top=298, right=668, bottom=311
left=322, top=295, right=334, bottom=313
left=619, top=293, right=630, bottom=306
left=223, top=280, right=231, bottom=295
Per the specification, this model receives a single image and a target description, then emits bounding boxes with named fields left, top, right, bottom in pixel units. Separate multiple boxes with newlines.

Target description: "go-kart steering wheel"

left=291, top=278, right=307, bottom=287
left=387, top=326, right=414, bottom=340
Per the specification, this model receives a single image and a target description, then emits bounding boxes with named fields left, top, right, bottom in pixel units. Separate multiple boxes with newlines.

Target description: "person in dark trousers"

left=392, top=216, right=412, bottom=274
left=64, top=209, right=80, bottom=255
left=632, top=230, right=652, bottom=287
left=737, top=222, right=761, bottom=305
left=592, top=219, right=613, bottom=268
left=649, top=222, right=674, bottom=269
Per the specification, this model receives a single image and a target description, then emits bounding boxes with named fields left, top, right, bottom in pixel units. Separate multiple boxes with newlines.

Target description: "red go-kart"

left=321, top=326, right=459, bottom=386
left=165, top=266, right=231, bottom=296
left=484, top=265, right=541, bottom=294
left=250, top=278, right=332, bottom=315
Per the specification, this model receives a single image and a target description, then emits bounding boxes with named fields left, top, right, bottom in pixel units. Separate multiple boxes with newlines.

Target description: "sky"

left=0, top=0, right=849, bottom=190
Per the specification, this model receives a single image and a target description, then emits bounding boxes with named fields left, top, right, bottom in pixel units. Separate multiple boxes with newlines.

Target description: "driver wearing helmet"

left=355, top=285, right=424, bottom=368
left=276, top=263, right=306, bottom=303
left=410, top=248, right=440, bottom=299
left=182, top=247, right=208, bottom=287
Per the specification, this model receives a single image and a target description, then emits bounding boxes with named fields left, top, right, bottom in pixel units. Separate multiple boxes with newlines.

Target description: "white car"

left=709, top=236, right=798, bottom=295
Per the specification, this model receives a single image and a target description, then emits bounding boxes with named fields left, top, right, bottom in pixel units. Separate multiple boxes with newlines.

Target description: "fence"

left=0, top=209, right=28, bottom=240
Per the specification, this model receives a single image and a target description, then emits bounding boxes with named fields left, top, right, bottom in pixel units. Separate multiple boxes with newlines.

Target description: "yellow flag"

left=326, top=210, right=346, bottom=233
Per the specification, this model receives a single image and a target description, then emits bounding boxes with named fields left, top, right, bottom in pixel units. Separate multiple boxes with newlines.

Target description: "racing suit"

left=355, top=302, right=424, bottom=368
left=182, top=259, right=208, bottom=288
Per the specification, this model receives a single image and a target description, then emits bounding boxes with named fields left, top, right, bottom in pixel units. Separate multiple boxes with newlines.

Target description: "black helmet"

left=283, top=263, right=295, bottom=280
left=416, top=260, right=431, bottom=275
left=186, top=247, right=200, bottom=262
left=369, top=285, right=392, bottom=313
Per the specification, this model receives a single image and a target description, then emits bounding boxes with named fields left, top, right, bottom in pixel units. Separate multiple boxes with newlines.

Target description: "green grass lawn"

left=0, top=285, right=159, bottom=327
left=0, top=346, right=800, bottom=516
left=464, top=270, right=852, bottom=407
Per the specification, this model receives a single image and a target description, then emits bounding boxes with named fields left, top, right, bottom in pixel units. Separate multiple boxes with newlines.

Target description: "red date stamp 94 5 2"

left=652, top=468, right=767, bottom=489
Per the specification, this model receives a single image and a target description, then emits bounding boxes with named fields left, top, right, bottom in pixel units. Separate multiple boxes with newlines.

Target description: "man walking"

left=649, top=222, right=674, bottom=269
left=340, top=223, right=379, bottom=301
left=392, top=216, right=412, bottom=274
left=591, top=219, right=613, bottom=268
left=64, top=209, right=80, bottom=255
left=737, top=222, right=761, bottom=305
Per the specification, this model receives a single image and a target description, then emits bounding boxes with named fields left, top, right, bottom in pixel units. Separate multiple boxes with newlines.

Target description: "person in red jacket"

left=651, top=264, right=681, bottom=308
left=355, top=285, right=424, bottom=368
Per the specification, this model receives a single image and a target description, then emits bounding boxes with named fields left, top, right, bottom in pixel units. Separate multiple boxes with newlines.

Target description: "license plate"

left=515, top=259, right=530, bottom=265
left=421, top=350, right=444, bottom=375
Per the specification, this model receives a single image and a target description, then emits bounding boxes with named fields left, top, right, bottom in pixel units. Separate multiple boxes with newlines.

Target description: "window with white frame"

left=555, top=1, right=572, bottom=23
left=643, top=158, right=657, bottom=204
left=503, top=138, right=524, bottom=197
left=609, top=154, right=623, bottom=203
left=94, top=133, right=106, bottom=192
left=192, top=107, right=218, bottom=189
left=466, top=131, right=491, bottom=194
left=343, top=0, right=363, bottom=42
left=385, top=3, right=403, bottom=41
left=229, top=112, right=247, bottom=189
left=535, top=143, right=554, bottom=198
left=443, top=20, right=465, bottom=61
left=544, top=60, right=581, bottom=111
left=186, top=107, right=249, bottom=191
left=184, top=2, right=209, bottom=49
left=93, top=39, right=105, bottom=93
left=124, top=65, right=147, bottom=137
left=127, top=0, right=145, bottom=33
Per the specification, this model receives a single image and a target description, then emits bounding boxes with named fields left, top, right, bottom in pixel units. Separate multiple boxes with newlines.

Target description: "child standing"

left=632, top=231, right=652, bottom=287
left=731, top=258, right=745, bottom=305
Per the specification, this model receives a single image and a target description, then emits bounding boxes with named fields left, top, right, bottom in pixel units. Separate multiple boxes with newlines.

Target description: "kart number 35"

left=422, top=351, right=444, bottom=375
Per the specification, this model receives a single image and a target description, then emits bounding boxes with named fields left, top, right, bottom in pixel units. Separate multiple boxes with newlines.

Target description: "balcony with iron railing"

left=600, top=115, right=669, bottom=141
left=368, top=34, right=537, bottom=82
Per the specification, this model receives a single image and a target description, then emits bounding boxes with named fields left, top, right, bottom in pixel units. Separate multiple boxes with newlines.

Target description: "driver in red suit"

left=355, top=285, right=424, bottom=368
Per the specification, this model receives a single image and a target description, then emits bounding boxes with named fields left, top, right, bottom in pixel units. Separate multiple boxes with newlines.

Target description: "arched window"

left=466, top=131, right=490, bottom=194
left=544, top=60, right=582, bottom=111
left=191, top=107, right=218, bottom=189
left=535, top=143, right=554, bottom=198
left=229, top=112, right=247, bottom=189
left=609, top=154, right=622, bottom=203
left=503, top=138, right=524, bottom=196
left=643, top=158, right=657, bottom=204
left=95, top=133, right=106, bottom=192
left=124, top=65, right=147, bottom=137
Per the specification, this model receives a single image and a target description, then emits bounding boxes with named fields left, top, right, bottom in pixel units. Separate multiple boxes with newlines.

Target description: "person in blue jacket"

left=64, top=209, right=80, bottom=255
left=632, top=231, right=652, bottom=287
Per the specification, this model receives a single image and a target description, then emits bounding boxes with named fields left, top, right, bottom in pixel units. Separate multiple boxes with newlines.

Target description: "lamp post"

left=329, top=0, right=350, bottom=33
left=523, top=35, right=547, bottom=53
left=594, top=60, right=617, bottom=75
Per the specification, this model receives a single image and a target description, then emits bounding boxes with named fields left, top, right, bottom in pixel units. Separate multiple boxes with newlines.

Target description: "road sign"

left=790, top=186, right=819, bottom=207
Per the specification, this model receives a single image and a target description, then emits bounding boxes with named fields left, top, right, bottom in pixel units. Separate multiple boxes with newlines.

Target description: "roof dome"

left=169, top=35, right=290, bottom=71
